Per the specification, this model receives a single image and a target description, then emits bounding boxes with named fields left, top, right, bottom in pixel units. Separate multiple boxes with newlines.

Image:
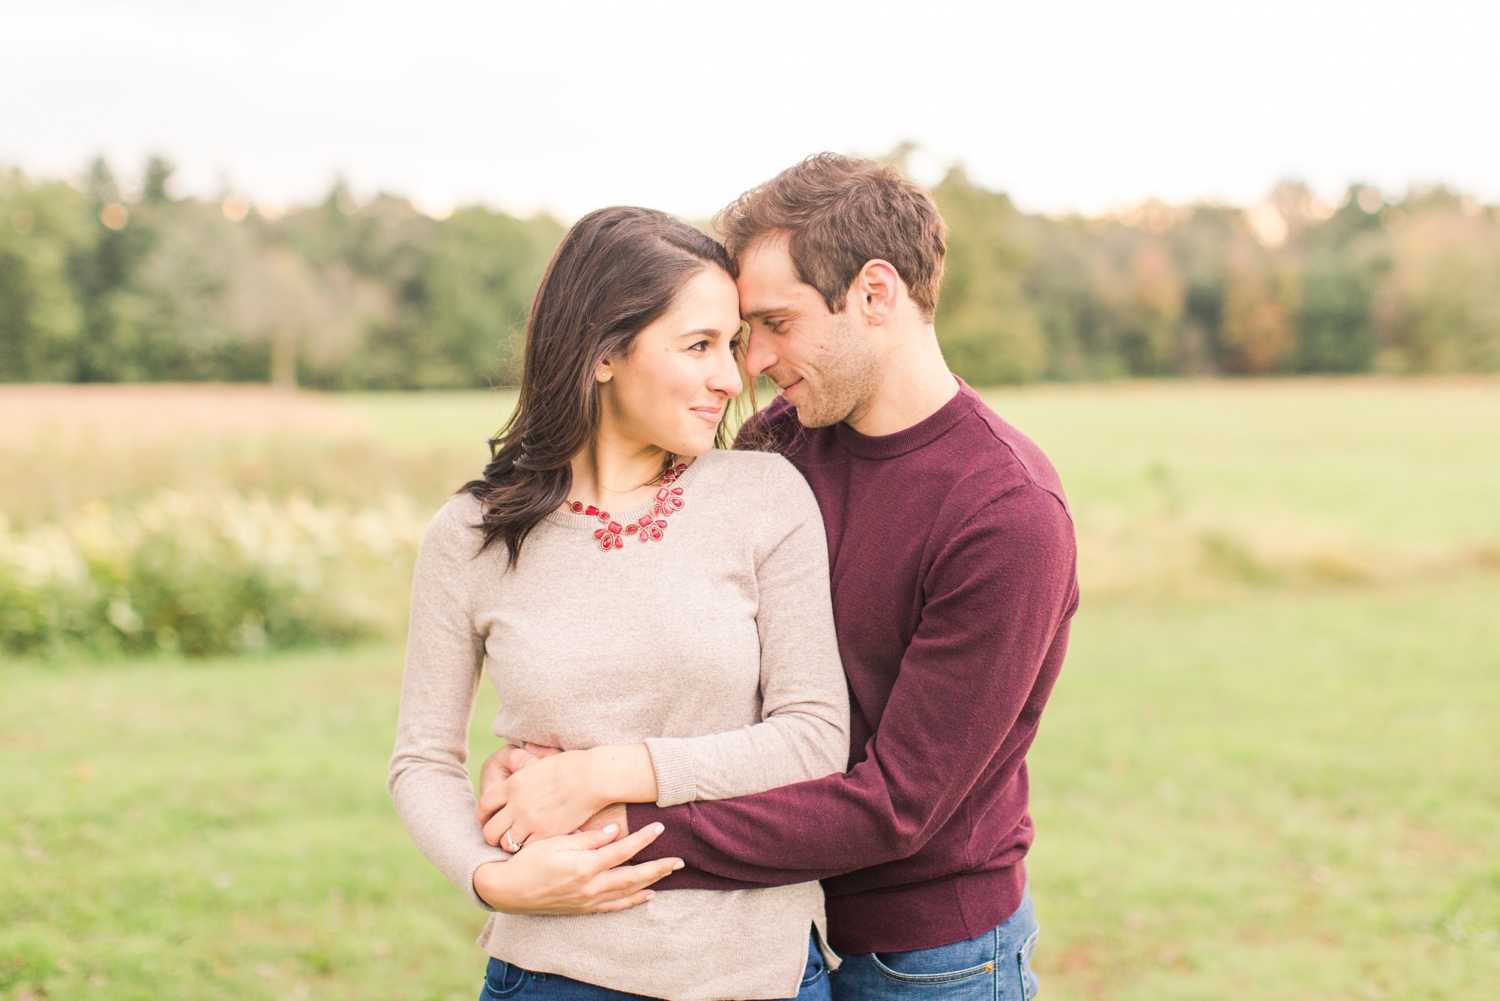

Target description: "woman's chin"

left=661, top=431, right=716, bottom=458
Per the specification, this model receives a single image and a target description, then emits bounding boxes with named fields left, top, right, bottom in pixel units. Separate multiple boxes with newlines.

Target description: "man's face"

left=736, top=235, right=881, bottom=429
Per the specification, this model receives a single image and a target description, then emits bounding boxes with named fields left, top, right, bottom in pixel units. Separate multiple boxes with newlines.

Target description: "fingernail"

left=603, top=823, right=619, bottom=835
left=672, top=860, right=684, bottom=870
left=653, top=823, right=665, bottom=834
left=645, top=891, right=656, bottom=899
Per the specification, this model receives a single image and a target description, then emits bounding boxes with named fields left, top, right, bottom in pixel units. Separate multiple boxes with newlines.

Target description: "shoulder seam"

left=964, top=409, right=1071, bottom=515
left=952, top=479, right=1075, bottom=543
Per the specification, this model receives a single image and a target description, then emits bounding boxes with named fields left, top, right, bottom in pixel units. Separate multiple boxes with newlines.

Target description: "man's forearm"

left=627, top=491, right=1079, bottom=889
left=627, top=799, right=831, bottom=888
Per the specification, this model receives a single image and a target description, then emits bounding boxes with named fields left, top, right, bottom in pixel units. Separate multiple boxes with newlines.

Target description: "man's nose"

left=743, top=329, right=775, bottom=379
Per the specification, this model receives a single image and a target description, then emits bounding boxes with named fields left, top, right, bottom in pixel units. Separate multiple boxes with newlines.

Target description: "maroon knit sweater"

left=628, top=380, right=1079, bottom=955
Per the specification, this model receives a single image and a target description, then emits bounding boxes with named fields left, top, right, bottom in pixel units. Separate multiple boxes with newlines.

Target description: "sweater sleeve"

left=628, top=482, right=1077, bottom=884
left=387, top=497, right=512, bottom=910
left=643, top=456, right=850, bottom=806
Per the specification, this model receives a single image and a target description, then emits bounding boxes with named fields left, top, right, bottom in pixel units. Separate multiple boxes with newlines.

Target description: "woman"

left=388, top=207, right=849, bottom=1001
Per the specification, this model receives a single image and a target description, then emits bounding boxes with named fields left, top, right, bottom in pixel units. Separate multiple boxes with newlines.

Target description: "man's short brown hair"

left=714, top=153, right=948, bottom=319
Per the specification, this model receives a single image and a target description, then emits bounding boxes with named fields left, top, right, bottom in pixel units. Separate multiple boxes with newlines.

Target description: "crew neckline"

left=544, top=453, right=709, bottom=531
left=833, top=377, right=979, bottom=460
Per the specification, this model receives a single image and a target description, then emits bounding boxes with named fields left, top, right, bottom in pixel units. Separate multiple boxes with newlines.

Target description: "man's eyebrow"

left=741, top=307, right=788, bottom=321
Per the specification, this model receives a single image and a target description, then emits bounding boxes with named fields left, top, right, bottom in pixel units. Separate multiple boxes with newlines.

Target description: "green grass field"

left=3, top=379, right=1499, bottom=1000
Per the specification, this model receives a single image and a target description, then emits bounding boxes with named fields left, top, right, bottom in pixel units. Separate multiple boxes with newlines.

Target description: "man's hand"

left=581, top=802, right=629, bottom=836
left=472, top=822, right=678, bottom=915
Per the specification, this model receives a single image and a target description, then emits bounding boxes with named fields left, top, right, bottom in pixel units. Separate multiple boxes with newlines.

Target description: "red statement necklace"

left=568, top=462, right=688, bottom=552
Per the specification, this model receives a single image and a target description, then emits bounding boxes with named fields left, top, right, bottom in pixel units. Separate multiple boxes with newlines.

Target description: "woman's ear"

left=594, top=357, right=614, bottom=384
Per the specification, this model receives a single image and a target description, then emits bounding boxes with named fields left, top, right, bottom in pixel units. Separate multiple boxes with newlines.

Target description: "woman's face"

left=598, top=266, right=745, bottom=457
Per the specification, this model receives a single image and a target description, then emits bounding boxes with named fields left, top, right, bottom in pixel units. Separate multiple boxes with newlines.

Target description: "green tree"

left=0, top=168, right=95, bottom=381
left=421, top=207, right=564, bottom=387
left=1377, top=208, right=1500, bottom=373
left=932, top=168, right=1047, bottom=384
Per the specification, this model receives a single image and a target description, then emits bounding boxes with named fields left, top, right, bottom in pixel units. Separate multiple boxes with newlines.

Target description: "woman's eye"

left=689, top=340, right=709, bottom=352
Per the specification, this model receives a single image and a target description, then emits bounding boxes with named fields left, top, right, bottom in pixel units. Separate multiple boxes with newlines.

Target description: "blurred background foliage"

left=4, top=155, right=1499, bottom=388
left=0, top=157, right=564, bottom=389
left=3, top=158, right=1499, bottom=1001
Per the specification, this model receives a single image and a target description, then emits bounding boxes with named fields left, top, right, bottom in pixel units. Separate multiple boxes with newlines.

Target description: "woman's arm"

left=479, top=457, right=850, bottom=846
left=389, top=499, right=679, bottom=911
left=640, top=457, right=850, bottom=800
left=388, top=500, right=513, bottom=907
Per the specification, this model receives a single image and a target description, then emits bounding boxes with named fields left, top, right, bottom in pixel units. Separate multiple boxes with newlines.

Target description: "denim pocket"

left=481, top=958, right=527, bottom=1000
left=1015, top=928, right=1039, bottom=1001
left=802, top=952, right=828, bottom=988
left=867, top=952, right=995, bottom=986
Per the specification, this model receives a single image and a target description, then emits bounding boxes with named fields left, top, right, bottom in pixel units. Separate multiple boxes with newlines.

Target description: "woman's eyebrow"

left=678, top=327, right=725, bottom=339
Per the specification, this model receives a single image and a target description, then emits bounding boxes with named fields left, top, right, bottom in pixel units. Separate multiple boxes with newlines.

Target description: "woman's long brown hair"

left=464, top=207, right=740, bottom=566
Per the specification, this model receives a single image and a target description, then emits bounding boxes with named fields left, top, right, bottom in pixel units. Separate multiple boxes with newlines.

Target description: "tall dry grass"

left=2, top=385, right=478, bottom=656
left=5, top=380, right=1497, bottom=656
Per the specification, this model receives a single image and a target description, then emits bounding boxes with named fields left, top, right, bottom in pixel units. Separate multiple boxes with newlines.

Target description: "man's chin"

left=791, top=401, right=840, bottom=429
left=782, top=382, right=840, bottom=428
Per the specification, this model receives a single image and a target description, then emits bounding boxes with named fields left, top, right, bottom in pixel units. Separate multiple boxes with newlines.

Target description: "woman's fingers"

left=562, top=825, right=621, bottom=850
left=594, top=822, right=668, bottom=869
left=476, top=758, right=504, bottom=824
left=476, top=746, right=542, bottom=824
left=476, top=777, right=513, bottom=826
left=482, top=804, right=516, bottom=848
left=589, top=889, right=657, bottom=913
left=584, top=856, right=682, bottom=898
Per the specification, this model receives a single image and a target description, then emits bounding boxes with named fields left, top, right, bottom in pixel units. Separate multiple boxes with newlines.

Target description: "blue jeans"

left=480, top=932, right=830, bottom=1001
left=829, top=893, right=1039, bottom=1001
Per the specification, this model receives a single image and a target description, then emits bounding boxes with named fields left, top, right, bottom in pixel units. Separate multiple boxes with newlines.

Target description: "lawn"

left=2, top=378, right=1498, bottom=1000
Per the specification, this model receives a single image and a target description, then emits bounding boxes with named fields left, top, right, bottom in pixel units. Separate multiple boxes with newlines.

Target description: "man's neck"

left=845, top=325, right=959, bottom=438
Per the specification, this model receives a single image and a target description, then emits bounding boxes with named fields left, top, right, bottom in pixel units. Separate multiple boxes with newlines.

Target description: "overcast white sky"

left=2, top=0, right=1496, bottom=220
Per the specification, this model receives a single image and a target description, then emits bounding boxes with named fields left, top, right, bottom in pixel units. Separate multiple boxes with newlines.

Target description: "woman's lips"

left=691, top=406, right=724, bottom=422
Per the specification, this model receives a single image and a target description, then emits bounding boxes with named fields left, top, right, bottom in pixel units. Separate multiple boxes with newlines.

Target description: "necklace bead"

left=569, top=463, right=688, bottom=552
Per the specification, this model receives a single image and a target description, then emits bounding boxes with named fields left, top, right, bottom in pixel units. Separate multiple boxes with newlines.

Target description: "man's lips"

left=778, top=378, right=804, bottom=394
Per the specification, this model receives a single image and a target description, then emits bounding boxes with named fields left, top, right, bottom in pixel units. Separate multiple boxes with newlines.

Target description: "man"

left=484, top=154, right=1077, bottom=998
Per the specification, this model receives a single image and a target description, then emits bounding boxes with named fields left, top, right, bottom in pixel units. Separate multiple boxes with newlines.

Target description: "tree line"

left=2, top=157, right=1497, bottom=387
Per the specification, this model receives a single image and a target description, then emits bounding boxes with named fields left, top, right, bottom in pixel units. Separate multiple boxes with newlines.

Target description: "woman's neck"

left=567, top=431, right=676, bottom=514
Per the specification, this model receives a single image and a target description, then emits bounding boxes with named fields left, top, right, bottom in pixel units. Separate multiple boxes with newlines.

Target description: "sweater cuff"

left=643, top=737, right=697, bottom=807
left=462, top=841, right=516, bottom=912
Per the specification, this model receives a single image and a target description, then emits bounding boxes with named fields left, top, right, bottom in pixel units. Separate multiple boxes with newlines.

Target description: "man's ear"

left=853, top=259, right=902, bottom=327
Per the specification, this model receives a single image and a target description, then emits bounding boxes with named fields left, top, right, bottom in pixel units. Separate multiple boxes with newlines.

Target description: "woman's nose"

left=708, top=350, right=744, bottom=397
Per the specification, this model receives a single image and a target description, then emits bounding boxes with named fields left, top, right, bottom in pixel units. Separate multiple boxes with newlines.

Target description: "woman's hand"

left=473, top=822, right=680, bottom=914
left=477, top=741, right=562, bottom=823
left=479, top=744, right=656, bottom=851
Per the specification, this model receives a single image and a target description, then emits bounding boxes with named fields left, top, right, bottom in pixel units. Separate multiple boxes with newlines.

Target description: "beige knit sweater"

left=388, top=449, right=850, bottom=1001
